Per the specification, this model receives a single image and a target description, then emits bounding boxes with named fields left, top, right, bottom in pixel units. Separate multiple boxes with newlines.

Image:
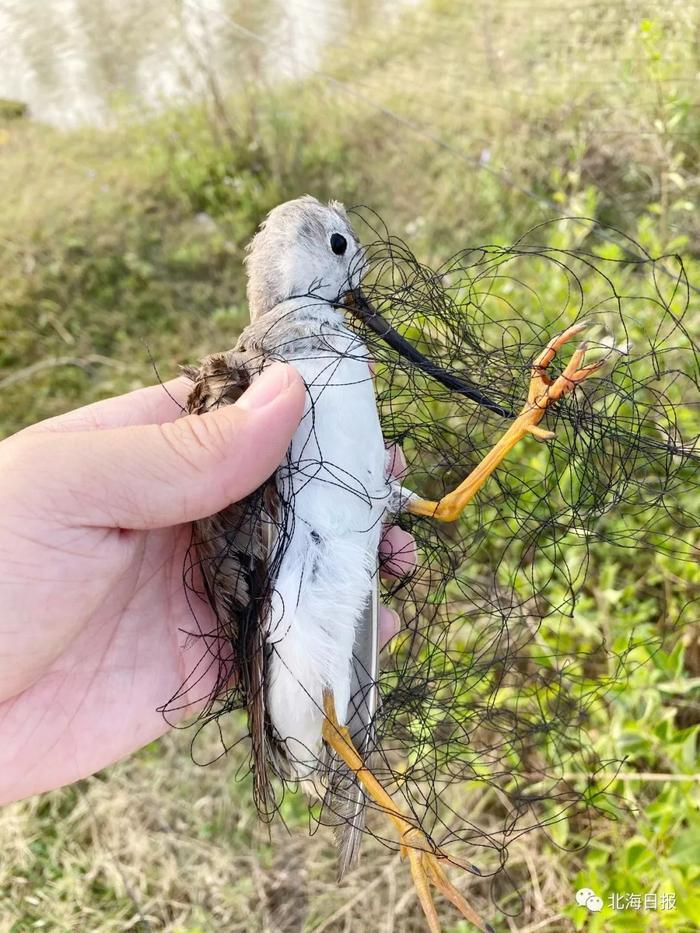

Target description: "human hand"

left=0, top=363, right=414, bottom=804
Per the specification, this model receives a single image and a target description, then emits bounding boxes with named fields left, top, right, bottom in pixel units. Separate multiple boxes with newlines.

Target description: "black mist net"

left=161, top=215, right=699, bottom=910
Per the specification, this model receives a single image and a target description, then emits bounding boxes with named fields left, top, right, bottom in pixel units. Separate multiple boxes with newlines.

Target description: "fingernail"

left=379, top=607, right=402, bottom=648
left=238, top=362, right=294, bottom=411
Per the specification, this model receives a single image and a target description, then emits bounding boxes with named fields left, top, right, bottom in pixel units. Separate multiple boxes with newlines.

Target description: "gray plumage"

left=332, top=576, right=380, bottom=879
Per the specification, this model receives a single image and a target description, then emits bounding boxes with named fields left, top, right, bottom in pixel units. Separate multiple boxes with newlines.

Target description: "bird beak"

left=342, top=289, right=513, bottom=419
left=344, top=289, right=394, bottom=338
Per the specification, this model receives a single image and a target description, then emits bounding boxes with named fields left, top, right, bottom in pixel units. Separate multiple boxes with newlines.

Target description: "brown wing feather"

left=186, top=351, right=276, bottom=811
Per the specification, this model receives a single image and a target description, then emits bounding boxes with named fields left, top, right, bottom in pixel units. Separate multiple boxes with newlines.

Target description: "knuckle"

left=161, top=412, right=235, bottom=472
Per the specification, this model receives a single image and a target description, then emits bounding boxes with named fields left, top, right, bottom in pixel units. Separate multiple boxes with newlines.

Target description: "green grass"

left=1, top=2, right=699, bottom=931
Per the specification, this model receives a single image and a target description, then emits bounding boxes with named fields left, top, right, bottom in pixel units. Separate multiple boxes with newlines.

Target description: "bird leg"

left=322, top=690, right=492, bottom=933
left=407, top=322, right=603, bottom=521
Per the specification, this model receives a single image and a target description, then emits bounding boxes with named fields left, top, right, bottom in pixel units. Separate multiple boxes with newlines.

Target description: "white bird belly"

left=265, top=330, right=389, bottom=777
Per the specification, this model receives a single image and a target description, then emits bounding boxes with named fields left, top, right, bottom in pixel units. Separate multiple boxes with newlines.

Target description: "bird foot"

left=524, top=320, right=603, bottom=422
left=400, top=826, right=492, bottom=933
left=322, top=690, right=490, bottom=932
left=406, top=322, right=606, bottom=522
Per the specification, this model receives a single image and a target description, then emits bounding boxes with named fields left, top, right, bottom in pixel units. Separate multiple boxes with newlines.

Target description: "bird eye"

left=330, top=233, right=347, bottom=256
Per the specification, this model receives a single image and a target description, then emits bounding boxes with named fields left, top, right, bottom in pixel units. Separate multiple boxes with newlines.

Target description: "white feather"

left=265, top=316, right=390, bottom=777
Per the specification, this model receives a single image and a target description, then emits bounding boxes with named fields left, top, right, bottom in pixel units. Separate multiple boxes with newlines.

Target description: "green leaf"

left=669, top=829, right=700, bottom=867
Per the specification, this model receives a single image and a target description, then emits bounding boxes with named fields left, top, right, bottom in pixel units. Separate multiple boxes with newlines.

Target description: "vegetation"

left=0, top=1, right=698, bottom=930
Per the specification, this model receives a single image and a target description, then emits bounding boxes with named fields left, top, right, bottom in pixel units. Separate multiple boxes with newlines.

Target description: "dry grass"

left=0, top=723, right=580, bottom=932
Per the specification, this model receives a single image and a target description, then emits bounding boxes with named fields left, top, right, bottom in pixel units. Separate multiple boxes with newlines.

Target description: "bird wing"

left=186, top=351, right=277, bottom=812
left=329, top=566, right=381, bottom=879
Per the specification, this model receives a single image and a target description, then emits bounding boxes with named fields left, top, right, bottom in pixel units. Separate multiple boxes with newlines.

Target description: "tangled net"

left=162, top=215, right=699, bottom=914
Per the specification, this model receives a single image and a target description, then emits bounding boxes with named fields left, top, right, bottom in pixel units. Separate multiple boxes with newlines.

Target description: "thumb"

left=18, top=362, right=306, bottom=530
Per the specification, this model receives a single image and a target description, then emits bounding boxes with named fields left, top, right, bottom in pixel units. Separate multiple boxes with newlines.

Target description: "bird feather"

left=186, top=351, right=277, bottom=811
left=328, top=569, right=380, bottom=879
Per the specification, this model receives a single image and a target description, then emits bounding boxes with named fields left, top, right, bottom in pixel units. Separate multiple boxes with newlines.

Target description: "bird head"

left=244, top=195, right=365, bottom=321
left=244, top=197, right=507, bottom=414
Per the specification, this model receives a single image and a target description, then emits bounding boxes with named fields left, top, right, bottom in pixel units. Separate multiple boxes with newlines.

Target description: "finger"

left=379, top=607, right=401, bottom=648
left=11, top=363, right=306, bottom=530
left=379, top=526, right=417, bottom=579
left=385, top=442, right=407, bottom=479
left=21, top=377, right=191, bottom=435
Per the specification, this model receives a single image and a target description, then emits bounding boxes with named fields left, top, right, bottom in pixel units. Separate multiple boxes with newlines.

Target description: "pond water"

left=0, top=0, right=407, bottom=127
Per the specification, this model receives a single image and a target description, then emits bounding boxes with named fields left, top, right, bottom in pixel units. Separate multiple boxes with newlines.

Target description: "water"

left=0, top=0, right=401, bottom=127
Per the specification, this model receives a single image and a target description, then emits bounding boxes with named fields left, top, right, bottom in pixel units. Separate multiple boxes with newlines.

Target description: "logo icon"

left=576, top=888, right=603, bottom=913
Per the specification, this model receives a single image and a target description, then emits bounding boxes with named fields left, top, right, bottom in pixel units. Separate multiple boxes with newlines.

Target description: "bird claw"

left=401, top=827, right=490, bottom=933
left=526, top=322, right=604, bottom=414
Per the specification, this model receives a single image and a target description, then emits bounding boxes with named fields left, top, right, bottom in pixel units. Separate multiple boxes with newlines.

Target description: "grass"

left=1, top=1, right=699, bottom=930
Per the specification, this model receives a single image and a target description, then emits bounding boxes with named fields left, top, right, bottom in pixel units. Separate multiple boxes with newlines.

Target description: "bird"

left=184, top=195, right=605, bottom=933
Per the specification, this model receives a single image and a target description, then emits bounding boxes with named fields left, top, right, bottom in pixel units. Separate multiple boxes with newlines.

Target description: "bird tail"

left=328, top=574, right=381, bottom=880
left=334, top=766, right=369, bottom=880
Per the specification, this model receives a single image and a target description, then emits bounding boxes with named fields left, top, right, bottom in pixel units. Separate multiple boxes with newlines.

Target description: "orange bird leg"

left=322, top=691, right=492, bottom=933
left=408, top=323, right=604, bottom=522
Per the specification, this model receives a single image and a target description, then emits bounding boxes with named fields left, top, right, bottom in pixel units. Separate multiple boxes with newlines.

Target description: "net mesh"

left=161, top=215, right=699, bottom=899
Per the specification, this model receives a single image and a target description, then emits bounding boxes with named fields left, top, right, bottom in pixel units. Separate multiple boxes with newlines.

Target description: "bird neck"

left=238, top=297, right=346, bottom=354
